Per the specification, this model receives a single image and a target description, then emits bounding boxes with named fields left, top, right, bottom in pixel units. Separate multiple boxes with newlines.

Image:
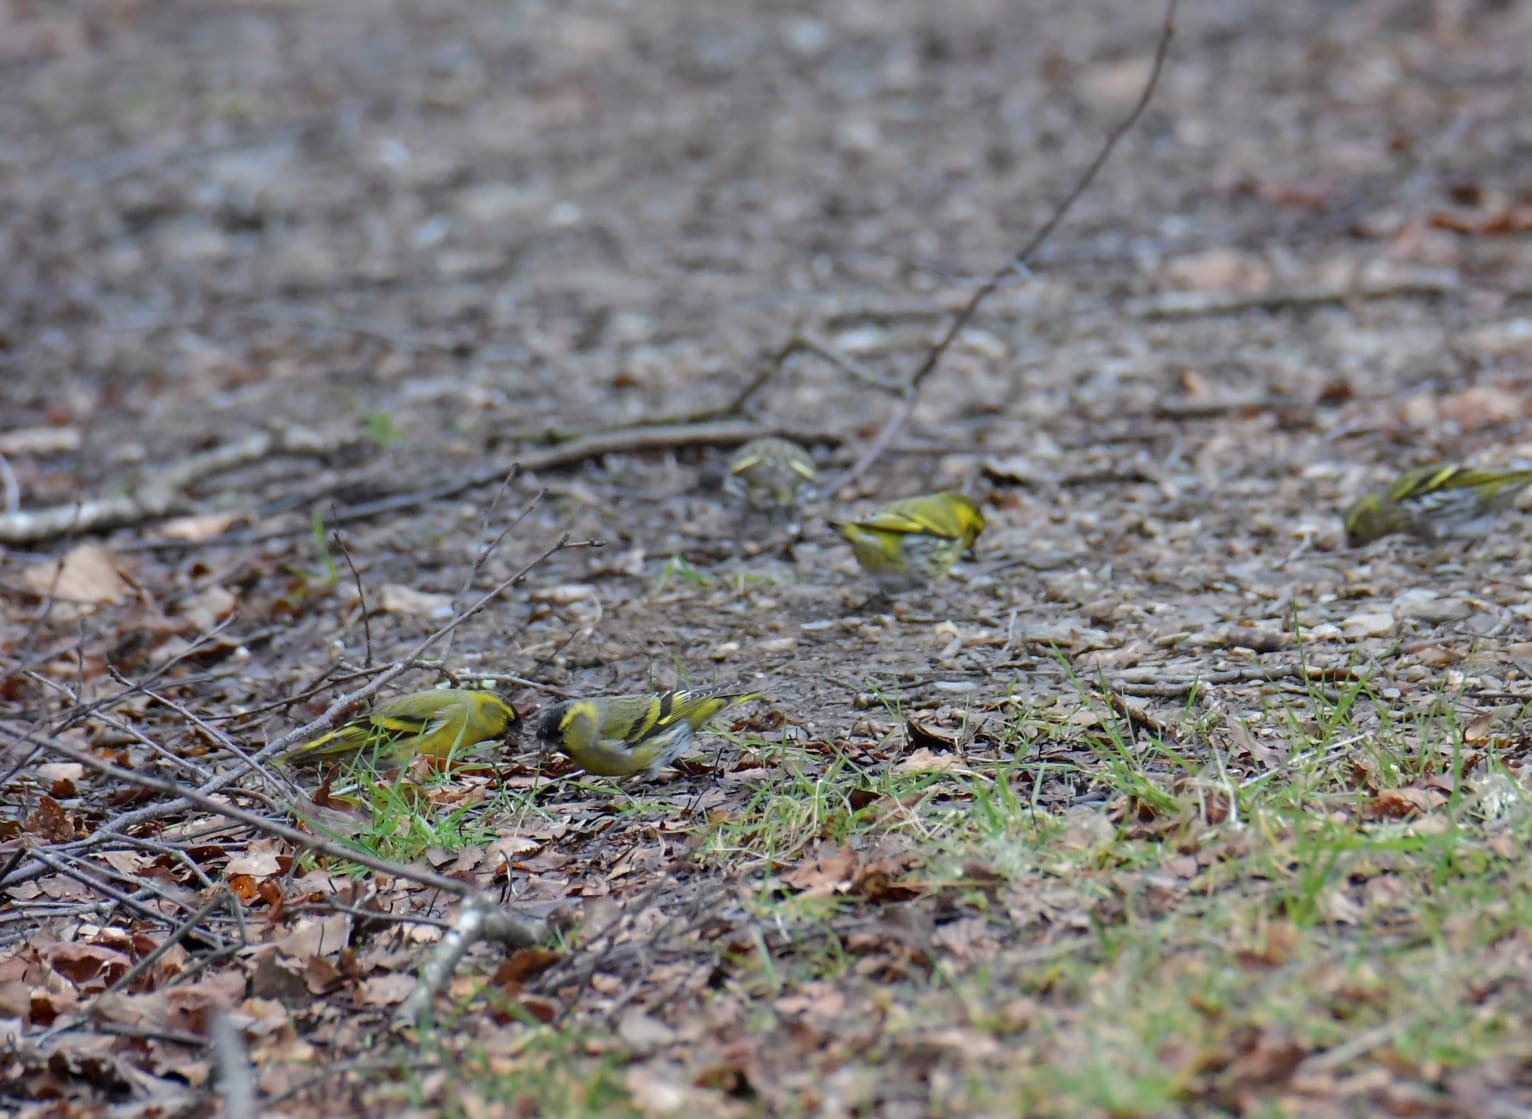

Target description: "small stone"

left=532, top=583, right=598, bottom=604
left=1391, top=588, right=1470, bottom=623
left=1463, top=612, right=1506, bottom=636
left=1341, top=611, right=1394, bottom=638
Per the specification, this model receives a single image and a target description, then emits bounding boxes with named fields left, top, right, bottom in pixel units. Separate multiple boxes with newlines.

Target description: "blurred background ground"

left=5, top=0, right=1532, bottom=1115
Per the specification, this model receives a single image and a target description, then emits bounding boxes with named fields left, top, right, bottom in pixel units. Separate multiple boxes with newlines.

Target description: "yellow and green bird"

left=723, top=436, right=817, bottom=511
left=1344, top=465, right=1532, bottom=547
left=833, top=490, right=986, bottom=591
left=280, top=688, right=521, bottom=768
left=538, top=687, right=762, bottom=778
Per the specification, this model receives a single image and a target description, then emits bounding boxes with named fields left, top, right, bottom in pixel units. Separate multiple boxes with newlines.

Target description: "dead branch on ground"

left=211, top=1008, right=258, bottom=1119
left=1125, top=272, right=1462, bottom=320
left=395, top=896, right=558, bottom=1025
left=0, top=419, right=837, bottom=546
left=0, top=425, right=362, bottom=545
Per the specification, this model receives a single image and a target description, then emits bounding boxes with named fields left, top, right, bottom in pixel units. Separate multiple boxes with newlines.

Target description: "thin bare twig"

left=0, top=451, right=18, bottom=514
left=117, top=675, right=299, bottom=802
left=1106, top=661, right=1368, bottom=698
left=0, top=527, right=595, bottom=889
left=1126, top=273, right=1460, bottom=320
left=282, top=898, right=453, bottom=930
left=471, top=672, right=578, bottom=699
left=1, top=612, right=245, bottom=793
left=23, top=735, right=548, bottom=934
left=212, top=1009, right=259, bottom=1119
left=724, top=330, right=906, bottom=417
left=33, top=890, right=240, bottom=1046
left=329, top=509, right=374, bottom=668
left=523, top=419, right=825, bottom=466
left=445, top=472, right=535, bottom=661
left=112, top=421, right=840, bottom=552
left=23, top=847, right=220, bottom=944
left=719, top=333, right=809, bottom=417
left=795, top=330, right=907, bottom=394
left=829, top=0, right=1179, bottom=493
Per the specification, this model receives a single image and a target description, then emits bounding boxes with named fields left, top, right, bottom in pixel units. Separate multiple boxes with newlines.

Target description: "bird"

left=279, top=688, right=521, bottom=768
left=1343, top=465, right=1532, bottom=547
left=723, top=436, right=817, bottom=511
left=832, top=491, right=987, bottom=591
left=537, top=687, right=763, bottom=778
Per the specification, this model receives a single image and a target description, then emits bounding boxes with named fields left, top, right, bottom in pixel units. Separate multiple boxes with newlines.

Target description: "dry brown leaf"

left=692, top=1038, right=762, bottom=1096
left=225, top=849, right=283, bottom=878
left=1429, top=205, right=1532, bottom=235
left=624, top=1059, right=689, bottom=1115
left=904, top=714, right=959, bottom=751
left=358, top=972, right=416, bottom=1008
left=930, top=916, right=998, bottom=962
left=27, top=796, right=76, bottom=844
left=1075, top=641, right=1155, bottom=670
left=1318, top=887, right=1365, bottom=926
left=780, top=847, right=856, bottom=896
left=26, top=986, right=78, bottom=1026
left=490, top=948, right=562, bottom=987
left=159, top=512, right=243, bottom=541
left=97, top=850, right=150, bottom=880
left=44, top=942, right=131, bottom=989
left=378, top=583, right=455, bottom=618
left=511, top=994, right=559, bottom=1023
left=34, top=763, right=84, bottom=787
left=775, top=983, right=846, bottom=1024
left=1237, top=918, right=1298, bottom=966
left=1222, top=1028, right=1307, bottom=1103
left=273, top=913, right=352, bottom=959
left=848, top=839, right=923, bottom=902
left=1241, top=175, right=1338, bottom=209
left=617, top=1008, right=678, bottom=1051
left=1397, top=384, right=1529, bottom=431
left=0, top=979, right=30, bottom=1017
left=22, top=543, right=131, bottom=605
left=894, top=747, right=968, bottom=773
left=1440, top=385, right=1529, bottom=428
left=488, top=834, right=543, bottom=863
left=303, top=954, right=342, bottom=996
left=1226, top=720, right=1287, bottom=770
left=177, top=585, right=237, bottom=631
left=1340, top=612, right=1393, bottom=639
left=1082, top=57, right=1154, bottom=105
left=165, top=973, right=244, bottom=1030
left=1466, top=318, right=1532, bottom=359
left=247, top=951, right=309, bottom=1003
left=1371, top=786, right=1444, bottom=819
left=1161, top=247, right=1274, bottom=294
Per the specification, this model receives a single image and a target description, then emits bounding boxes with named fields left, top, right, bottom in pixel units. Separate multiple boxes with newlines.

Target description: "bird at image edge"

left=279, top=688, right=521, bottom=767
left=539, top=687, right=763, bottom=777
left=1344, top=465, right=1532, bottom=546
